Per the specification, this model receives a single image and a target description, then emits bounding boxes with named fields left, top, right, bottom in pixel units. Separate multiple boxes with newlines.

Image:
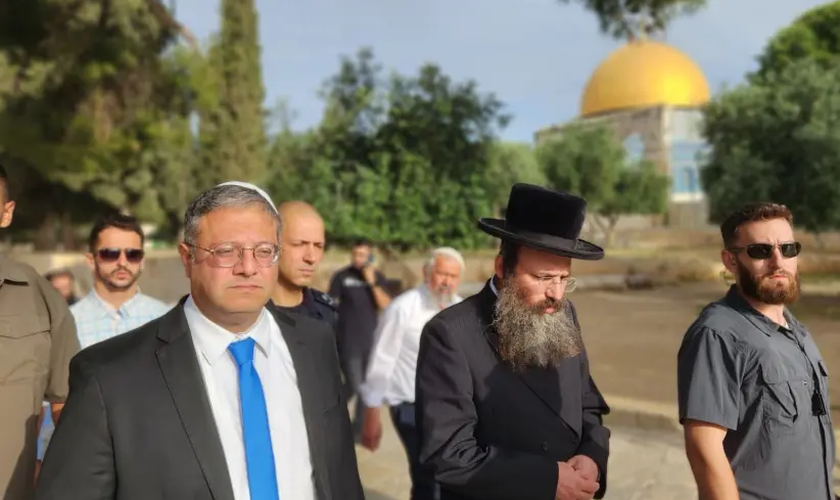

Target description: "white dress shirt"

left=184, top=296, right=316, bottom=500
left=360, top=285, right=463, bottom=407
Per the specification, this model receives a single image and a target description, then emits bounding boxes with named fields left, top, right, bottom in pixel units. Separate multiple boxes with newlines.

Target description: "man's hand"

left=556, top=461, right=599, bottom=500
left=568, top=454, right=599, bottom=481
left=361, top=407, right=383, bottom=451
left=361, top=265, right=376, bottom=285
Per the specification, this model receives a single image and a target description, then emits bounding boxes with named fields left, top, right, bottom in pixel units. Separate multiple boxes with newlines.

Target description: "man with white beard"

left=415, top=184, right=610, bottom=500
left=359, top=247, right=465, bottom=500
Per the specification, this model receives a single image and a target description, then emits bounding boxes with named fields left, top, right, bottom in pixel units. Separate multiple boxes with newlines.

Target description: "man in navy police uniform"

left=270, top=200, right=336, bottom=329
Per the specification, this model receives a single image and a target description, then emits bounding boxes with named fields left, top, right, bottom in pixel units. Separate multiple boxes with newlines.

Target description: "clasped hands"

left=555, top=454, right=599, bottom=500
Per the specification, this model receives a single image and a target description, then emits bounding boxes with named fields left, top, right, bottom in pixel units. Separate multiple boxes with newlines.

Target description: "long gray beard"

left=492, top=277, right=583, bottom=372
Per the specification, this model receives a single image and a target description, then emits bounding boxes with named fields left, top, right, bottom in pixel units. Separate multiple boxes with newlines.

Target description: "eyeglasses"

left=185, top=242, right=279, bottom=268
left=97, top=248, right=144, bottom=264
left=728, top=242, right=801, bottom=260
left=530, top=274, right=577, bottom=293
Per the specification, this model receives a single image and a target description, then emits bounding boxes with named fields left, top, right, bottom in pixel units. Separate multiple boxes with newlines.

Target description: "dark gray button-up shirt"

left=677, top=286, right=835, bottom=500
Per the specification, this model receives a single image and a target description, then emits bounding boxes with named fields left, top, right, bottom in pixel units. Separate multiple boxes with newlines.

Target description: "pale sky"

left=173, top=0, right=825, bottom=142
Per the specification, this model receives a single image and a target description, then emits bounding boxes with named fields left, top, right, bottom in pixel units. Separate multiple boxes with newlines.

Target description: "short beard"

left=491, top=277, right=583, bottom=372
left=736, top=261, right=800, bottom=306
left=96, top=265, right=140, bottom=291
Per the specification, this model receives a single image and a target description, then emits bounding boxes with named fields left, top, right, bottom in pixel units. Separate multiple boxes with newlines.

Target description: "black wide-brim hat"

left=478, top=183, right=605, bottom=260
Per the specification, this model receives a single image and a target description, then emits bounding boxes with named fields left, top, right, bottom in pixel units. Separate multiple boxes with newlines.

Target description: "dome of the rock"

left=580, top=40, right=710, bottom=117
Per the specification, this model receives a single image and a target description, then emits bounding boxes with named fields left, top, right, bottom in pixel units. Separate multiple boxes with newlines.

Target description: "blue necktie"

left=228, top=338, right=280, bottom=500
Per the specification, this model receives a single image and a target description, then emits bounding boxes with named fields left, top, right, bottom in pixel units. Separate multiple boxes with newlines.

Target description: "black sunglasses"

left=97, top=248, right=145, bottom=264
left=729, top=242, right=801, bottom=260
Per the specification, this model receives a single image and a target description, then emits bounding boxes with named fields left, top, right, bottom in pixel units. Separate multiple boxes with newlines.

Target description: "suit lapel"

left=267, top=307, right=336, bottom=418
left=155, top=299, right=235, bottom=500
left=267, top=307, right=319, bottom=409
left=267, top=307, right=335, bottom=500
left=478, top=283, right=581, bottom=436
left=516, top=365, right=581, bottom=436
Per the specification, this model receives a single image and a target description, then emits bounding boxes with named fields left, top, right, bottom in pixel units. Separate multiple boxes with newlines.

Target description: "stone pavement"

left=357, top=282, right=840, bottom=499
left=357, top=411, right=840, bottom=499
left=356, top=408, right=697, bottom=500
left=572, top=283, right=840, bottom=428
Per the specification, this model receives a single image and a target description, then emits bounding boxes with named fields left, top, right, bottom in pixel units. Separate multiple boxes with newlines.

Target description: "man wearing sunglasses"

left=36, top=214, right=172, bottom=472
left=70, top=213, right=172, bottom=349
left=35, top=182, right=364, bottom=500
left=678, top=202, right=836, bottom=500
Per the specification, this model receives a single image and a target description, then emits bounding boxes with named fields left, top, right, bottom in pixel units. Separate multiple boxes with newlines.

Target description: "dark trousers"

left=390, top=403, right=439, bottom=500
left=338, top=351, right=368, bottom=439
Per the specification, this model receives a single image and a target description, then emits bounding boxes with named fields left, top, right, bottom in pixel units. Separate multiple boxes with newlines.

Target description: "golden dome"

left=580, top=40, right=710, bottom=117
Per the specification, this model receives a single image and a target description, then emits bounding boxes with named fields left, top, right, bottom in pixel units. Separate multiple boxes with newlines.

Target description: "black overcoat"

left=415, top=282, right=610, bottom=500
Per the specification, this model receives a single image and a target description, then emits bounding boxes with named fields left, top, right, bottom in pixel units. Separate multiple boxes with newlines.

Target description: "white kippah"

left=216, top=181, right=278, bottom=213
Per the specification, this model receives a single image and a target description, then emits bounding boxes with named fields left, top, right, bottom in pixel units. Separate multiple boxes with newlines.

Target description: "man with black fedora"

left=415, top=183, right=611, bottom=500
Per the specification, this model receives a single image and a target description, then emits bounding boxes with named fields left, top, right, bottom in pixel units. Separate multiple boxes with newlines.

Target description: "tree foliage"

left=0, top=0, right=203, bottom=248
left=200, top=0, right=267, bottom=187
left=0, top=0, right=705, bottom=251
left=753, top=1, right=840, bottom=81
left=537, top=123, right=669, bottom=243
left=265, top=48, right=512, bottom=251
left=486, top=142, right=546, bottom=217
left=560, top=0, right=706, bottom=39
left=700, top=58, right=840, bottom=233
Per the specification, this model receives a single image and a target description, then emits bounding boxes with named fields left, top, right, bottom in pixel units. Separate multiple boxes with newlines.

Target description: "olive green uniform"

left=0, top=254, right=79, bottom=499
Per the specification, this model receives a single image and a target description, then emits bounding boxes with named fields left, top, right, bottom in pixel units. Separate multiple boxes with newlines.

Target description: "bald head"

left=276, top=200, right=326, bottom=288
left=277, top=200, right=323, bottom=225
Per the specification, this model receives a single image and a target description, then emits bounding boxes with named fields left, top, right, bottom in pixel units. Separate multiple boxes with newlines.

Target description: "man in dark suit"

left=415, top=184, right=611, bottom=500
left=35, top=182, right=364, bottom=500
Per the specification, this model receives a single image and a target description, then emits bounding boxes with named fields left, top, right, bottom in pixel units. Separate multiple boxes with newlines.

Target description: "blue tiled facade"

left=666, top=109, right=706, bottom=196
left=670, top=141, right=703, bottom=194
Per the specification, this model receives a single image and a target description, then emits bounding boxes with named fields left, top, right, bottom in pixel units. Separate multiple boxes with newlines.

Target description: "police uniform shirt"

left=275, top=287, right=337, bottom=330
left=677, top=285, right=835, bottom=500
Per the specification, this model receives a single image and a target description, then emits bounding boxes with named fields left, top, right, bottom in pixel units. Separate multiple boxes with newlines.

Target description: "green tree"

left=537, top=123, right=669, bottom=245
left=264, top=101, right=309, bottom=204
left=267, top=48, right=510, bottom=251
left=561, top=0, right=707, bottom=39
left=486, top=142, right=546, bottom=217
left=753, top=1, right=840, bottom=81
left=700, top=58, right=840, bottom=234
left=373, top=63, right=509, bottom=250
left=0, top=0, right=201, bottom=247
left=316, top=47, right=383, bottom=179
left=203, top=0, right=267, bottom=185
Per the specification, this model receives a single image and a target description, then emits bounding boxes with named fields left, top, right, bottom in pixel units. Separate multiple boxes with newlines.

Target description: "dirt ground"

left=573, top=281, right=840, bottom=423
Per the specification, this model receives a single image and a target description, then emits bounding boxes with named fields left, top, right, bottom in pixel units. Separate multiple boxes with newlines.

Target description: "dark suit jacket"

left=415, top=283, right=610, bottom=500
left=34, top=298, right=365, bottom=500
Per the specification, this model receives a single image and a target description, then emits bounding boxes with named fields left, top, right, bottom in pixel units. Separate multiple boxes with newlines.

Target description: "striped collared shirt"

left=70, top=290, right=173, bottom=348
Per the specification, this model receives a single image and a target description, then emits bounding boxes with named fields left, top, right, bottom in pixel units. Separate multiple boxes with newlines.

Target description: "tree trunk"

left=589, top=214, right=609, bottom=244
left=33, top=213, right=57, bottom=251
left=60, top=211, right=76, bottom=251
left=604, top=215, right=620, bottom=248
